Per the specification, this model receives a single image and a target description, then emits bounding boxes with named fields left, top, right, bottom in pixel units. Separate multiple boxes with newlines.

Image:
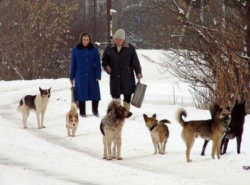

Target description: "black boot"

left=92, top=101, right=99, bottom=117
left=79, top=101, right=86, bottom=117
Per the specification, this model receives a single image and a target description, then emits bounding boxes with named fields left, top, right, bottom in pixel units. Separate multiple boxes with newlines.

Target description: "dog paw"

left=103, top=157, right=107, bottom=159
left=117, top=157, right=123, bottom=160
left=23, top=126, right=27, bottom=129
left=38, top=126, right=42, bottom=129
left=41, top=126, right=46, bottom=128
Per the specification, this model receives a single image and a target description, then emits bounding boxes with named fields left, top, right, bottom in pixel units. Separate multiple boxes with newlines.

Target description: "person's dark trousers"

left=79, top=101, right=86, bottom=117
left=92, top=100, right=99, bottom=117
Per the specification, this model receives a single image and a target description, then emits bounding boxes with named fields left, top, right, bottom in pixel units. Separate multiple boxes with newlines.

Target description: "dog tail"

left=159, top=119, right=171, bottom=124
left=175, top=107, right=187, bottom=127
left=70, top=102, right=78, bottom=113
left=17, top=98, right=24, bottom=112
left=100, top=122, right=105, bottom=136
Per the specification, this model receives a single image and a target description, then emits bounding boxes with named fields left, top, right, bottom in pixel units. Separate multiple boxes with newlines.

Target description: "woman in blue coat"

left=70, top=32, right=101, bottom=117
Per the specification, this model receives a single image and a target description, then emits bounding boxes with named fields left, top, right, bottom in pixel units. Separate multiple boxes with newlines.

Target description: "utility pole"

left=107, top=0, right=111, bottom=43
left=94, top=0, right=96, bottom=42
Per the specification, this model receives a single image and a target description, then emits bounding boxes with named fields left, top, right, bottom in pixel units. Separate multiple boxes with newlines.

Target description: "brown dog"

left=100, top=99, right=132, bottom=160
left=143, top=114, right=171, bottom=154
left=175, top=103, right=231, bottom=162
left=66, top=102, right=79, bottom=137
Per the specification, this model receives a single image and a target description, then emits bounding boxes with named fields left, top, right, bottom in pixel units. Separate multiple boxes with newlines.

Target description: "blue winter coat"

left=70, top=43, right=101, bottom=101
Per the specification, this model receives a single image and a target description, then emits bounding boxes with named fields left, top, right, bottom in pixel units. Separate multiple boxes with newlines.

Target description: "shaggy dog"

left=17, top=87, right=51, bottom=129
left=66, top=102, right=79, bottom=137
left=100, top=99, right=132, bottom=160
left=175, top=103, right=231, bottom=162
left=201, top=100, right=246, bottom=155
left=143, top=114, right=171, bottom=154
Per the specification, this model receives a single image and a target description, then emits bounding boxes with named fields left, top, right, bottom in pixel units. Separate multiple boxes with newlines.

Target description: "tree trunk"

left=247, top=0, right=250, bottom=80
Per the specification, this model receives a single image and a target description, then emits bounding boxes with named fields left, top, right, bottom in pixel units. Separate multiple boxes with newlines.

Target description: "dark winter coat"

left=70, top=43, right=101, bottom=101
left=102, top=41, right=142, bottom=96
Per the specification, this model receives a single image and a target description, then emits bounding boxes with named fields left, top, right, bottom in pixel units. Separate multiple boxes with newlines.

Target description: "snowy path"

left=0, top=50, right=250, bottom=185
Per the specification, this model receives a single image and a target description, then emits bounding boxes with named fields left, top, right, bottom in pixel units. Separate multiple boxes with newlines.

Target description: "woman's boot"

left=92, top=101, right=99, bottom=117
left=79, top=101, right=86, bottom=117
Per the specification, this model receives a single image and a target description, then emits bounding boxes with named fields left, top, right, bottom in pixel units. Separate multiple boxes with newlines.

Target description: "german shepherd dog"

left=201, top=100, right=246, bottom=156
left=175, top=103, right=231, bottom=162
left=100, top=99, right=132, bottom=160
left=17, top=87, right=51, bottom=129
left=143, top=114, right=171, bottom=154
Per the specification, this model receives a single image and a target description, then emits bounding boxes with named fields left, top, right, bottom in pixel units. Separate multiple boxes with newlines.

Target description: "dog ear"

left=152, top=114, right=156, bottom=119
left=210, top=102, right=220, bottom=117
left=143, top=114, right=148, bottom=121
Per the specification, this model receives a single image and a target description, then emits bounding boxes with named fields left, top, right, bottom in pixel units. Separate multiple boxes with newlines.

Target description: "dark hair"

left=79, top=32, right=92, bottom=44
left=76, top=32, right=94, bottom=50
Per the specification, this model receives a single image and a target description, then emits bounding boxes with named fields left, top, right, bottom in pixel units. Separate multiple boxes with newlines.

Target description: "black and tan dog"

left=201, top=100, right=246, bottom=156
left=143, top=114, right=170, bottom=155
left=100, top=99, right=132, bottom=160
left=175, top=103, right=231, bottom=162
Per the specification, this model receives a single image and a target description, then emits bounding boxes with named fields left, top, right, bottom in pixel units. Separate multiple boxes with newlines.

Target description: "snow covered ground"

left=0, top=50, right=250, bottom=185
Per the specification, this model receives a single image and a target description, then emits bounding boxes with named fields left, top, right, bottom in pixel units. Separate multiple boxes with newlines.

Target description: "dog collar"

left=225, top=127, right=230, bottom=132
left=150, top=123, right=157, bottom=131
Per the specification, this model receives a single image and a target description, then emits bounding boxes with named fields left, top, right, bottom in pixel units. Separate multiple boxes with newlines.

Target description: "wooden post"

left=111, top=10, right=117, bottom=39
left=107, top=0, right=111, bottom=43
left=93, top=0, right=96, bottom=42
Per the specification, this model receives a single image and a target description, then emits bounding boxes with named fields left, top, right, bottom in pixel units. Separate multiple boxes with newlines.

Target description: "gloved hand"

left=136, top=73, right=142, bottom=81
left=106, top=66, right=111, bottom=74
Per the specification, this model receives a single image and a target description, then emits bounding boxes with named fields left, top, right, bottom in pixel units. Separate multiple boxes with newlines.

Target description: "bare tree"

left=150, top=0, right=250, bottom=110
left=0, top=0, right=78, bottom=80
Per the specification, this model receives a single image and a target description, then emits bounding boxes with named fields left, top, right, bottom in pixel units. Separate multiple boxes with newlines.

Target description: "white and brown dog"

left=66, top=102, right=79, bottom=137
left=143, top=114, right=171, bottom=155
left=100, top=99, right=132, bottom=160
left=17, top=87, right=51, bottom=129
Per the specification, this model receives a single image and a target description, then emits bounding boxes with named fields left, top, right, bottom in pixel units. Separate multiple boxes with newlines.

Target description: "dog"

left=100, top=99, right=132, bottom=160
left=175, top=103, right=231, bottom=162
left=143, top=114, right=171, bottom=154
left=17, top=87, right=51, bottom=129
left=201, top=100, right=246, bottom=156
left=66, top=102, right=79, bottom=137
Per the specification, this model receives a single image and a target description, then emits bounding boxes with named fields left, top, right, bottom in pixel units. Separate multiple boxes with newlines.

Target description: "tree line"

left=0, top=0, right=186, bottom=80
left=1, top=0, right=250, bottom=111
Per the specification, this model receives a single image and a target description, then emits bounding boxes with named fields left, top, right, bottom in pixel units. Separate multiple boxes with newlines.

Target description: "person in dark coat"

left=102, top=29, right=142, bottom=111
left=70, top=32, right=101, bottom=117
